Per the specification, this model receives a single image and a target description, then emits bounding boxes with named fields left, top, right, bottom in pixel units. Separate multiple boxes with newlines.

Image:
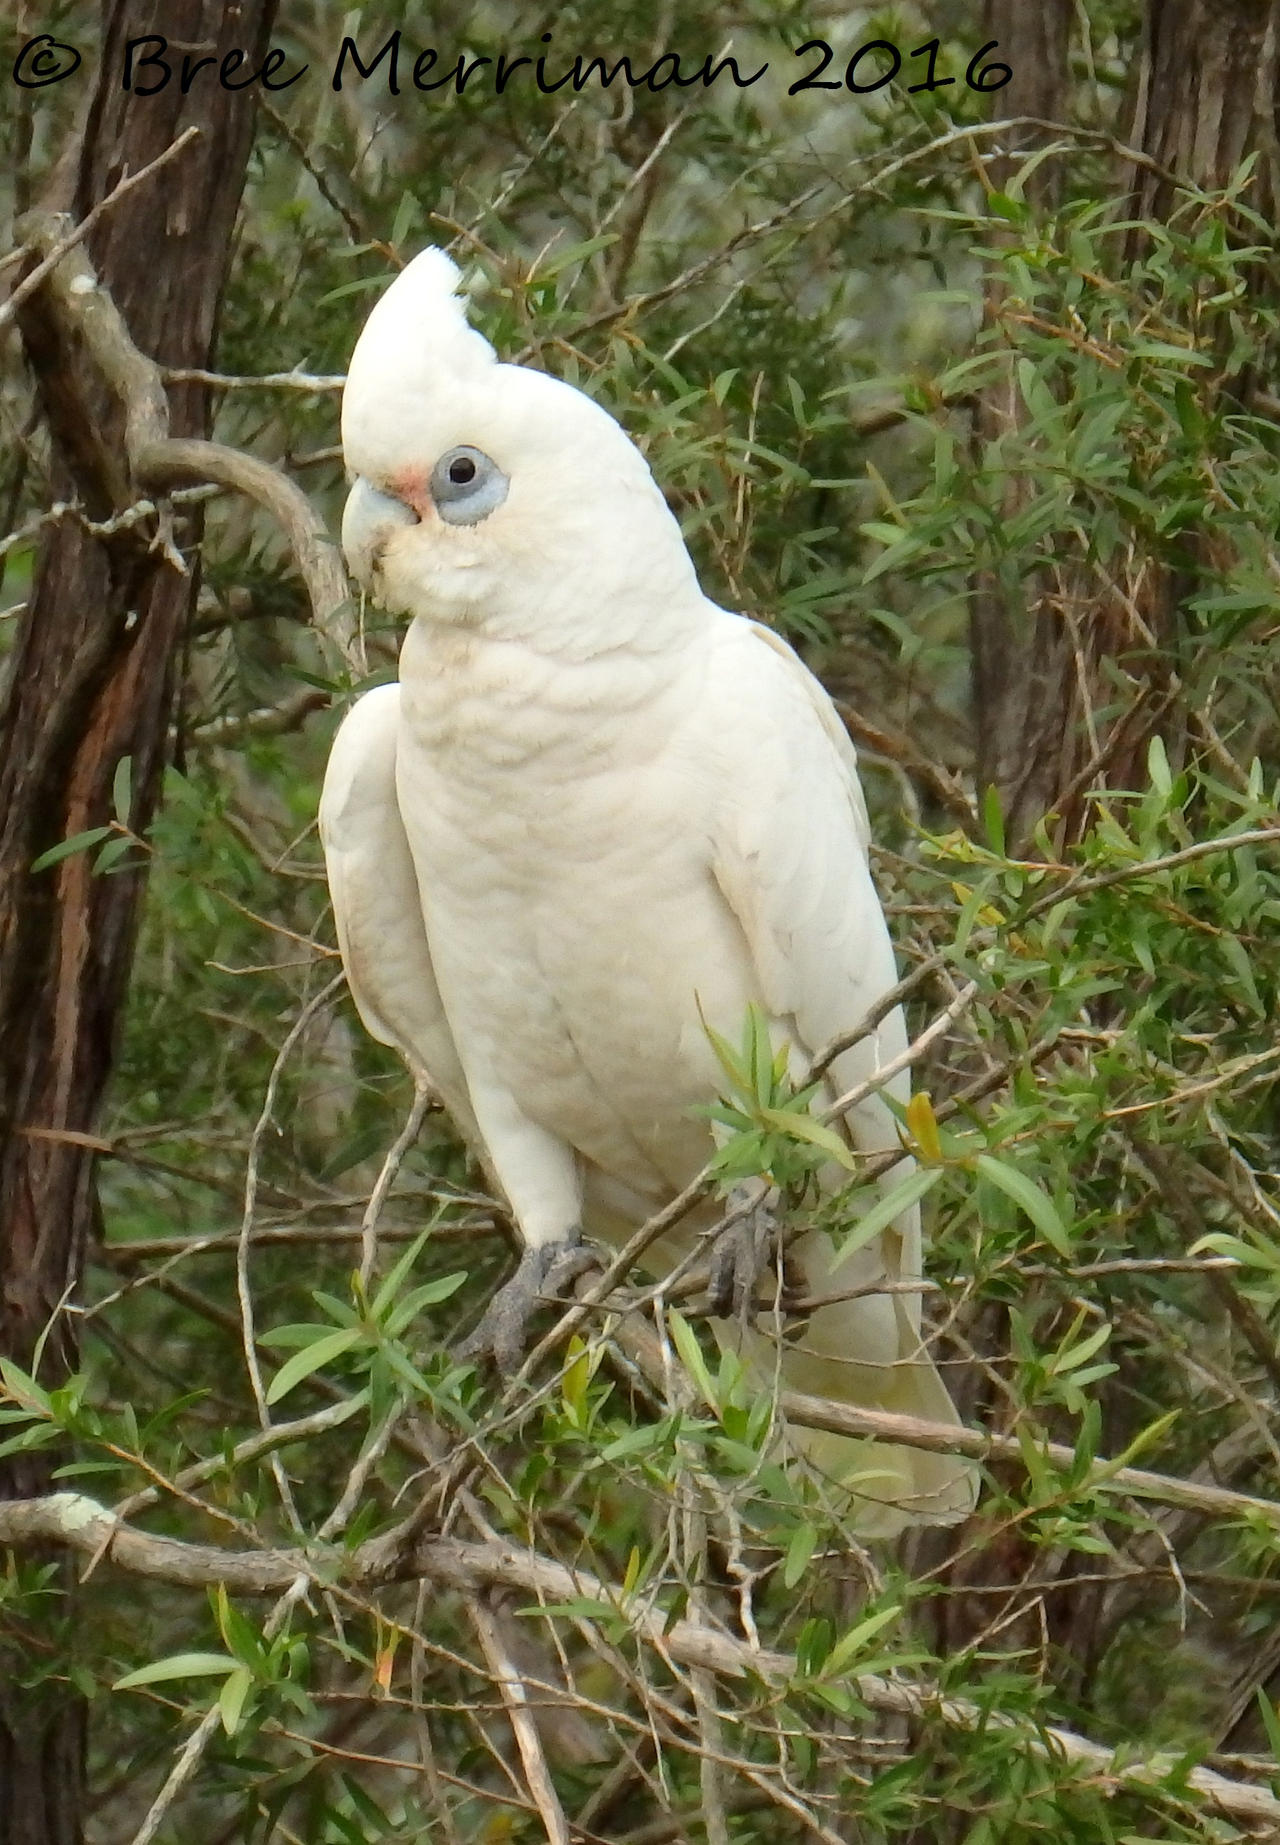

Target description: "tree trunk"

left=969, top=0, right=1279, bottom=850
left=967, top=0, right=1073, bottom=848
left=0, top=4, right=275, bottom=1838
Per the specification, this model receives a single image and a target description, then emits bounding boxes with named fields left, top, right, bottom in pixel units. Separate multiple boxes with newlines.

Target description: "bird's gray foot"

left=458, top=1230, right=596, bottom=1375
left=705, top=1184, right=796, bottom=1322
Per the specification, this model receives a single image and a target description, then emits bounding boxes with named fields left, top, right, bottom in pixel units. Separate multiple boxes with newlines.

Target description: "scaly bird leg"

left=458, top=1229, right=598, bottom=1375
left=705, top=1181, right=800, bottom=1322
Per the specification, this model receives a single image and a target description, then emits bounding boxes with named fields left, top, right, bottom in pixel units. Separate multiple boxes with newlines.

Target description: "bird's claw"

left=458, top=1232, right=597, bottom=1375
left=705, top=1185, right=797, bottom=1322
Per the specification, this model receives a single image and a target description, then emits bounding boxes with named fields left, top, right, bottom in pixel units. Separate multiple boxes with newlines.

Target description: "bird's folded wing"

left=704, top=617, right=905, bottom=1118
left=318, top=683, right=481, bottom=1145
left=701, top=616, right=924, bottom=1300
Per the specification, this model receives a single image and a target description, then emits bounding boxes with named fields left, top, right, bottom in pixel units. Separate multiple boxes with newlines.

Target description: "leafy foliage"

left=5, top=2, right=1280, bottom=1842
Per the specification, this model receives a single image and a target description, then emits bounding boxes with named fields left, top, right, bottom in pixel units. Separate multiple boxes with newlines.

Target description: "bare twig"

left=236, top=972, right=346, bottom=1525
left=2, top=130, right=201, bottom=333
left=127, top=1573, right=311, bottom=1845
left=360, top=1078, right=436, bottom=1287
left=821, top=980, right=979, bottom=1121
left=469, top=1597, right=572, bottom=1845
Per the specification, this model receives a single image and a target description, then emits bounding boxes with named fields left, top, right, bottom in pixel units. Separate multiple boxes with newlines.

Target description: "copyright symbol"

left=13, top=35, right=82, bottom=88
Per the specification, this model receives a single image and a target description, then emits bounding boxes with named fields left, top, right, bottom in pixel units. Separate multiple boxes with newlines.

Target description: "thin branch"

left=127, top=1574, right=311, bottom=1845
left=821, top=981, right=979, bottom=1121
left=7, top=1491, right=1279, bottom=1827
left=15, top=210, right=359, bottom=671
left=236, top=972, right=346, bottom=1525
left=159, top=366, right=345, bottom=392
left=469, top=1597, right=572, bottom=1845
left=360, top=1078, right=435, bottom=1287
left=1, top=129, right=201, bottom=333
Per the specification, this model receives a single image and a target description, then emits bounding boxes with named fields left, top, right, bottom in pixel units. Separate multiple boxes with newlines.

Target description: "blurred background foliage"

left=5, top=1, right=1280, bottom=1841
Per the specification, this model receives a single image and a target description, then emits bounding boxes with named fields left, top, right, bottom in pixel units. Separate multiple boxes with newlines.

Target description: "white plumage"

left=320, top=249, right=975, bottom=1534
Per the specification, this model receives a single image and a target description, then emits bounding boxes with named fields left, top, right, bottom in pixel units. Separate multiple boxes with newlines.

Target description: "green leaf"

left=111, top=755, right=132, bottom=826
left=758, top=1105, right=857, bottom=1170
left=1221, top=932, right=1265, bottom=1017
left=389, top=188, right=420, bottom=250
left=218, top=1665, right=254, bottom=1736
left=530, top=233, right=618, bottom=279
left=1256, top=1689, right=1280, bottom=1766
left=562, top=1336, right=591, bottom=1422
left=0, top=1359, right=52, bottom=1415
left=369, top=1228, right=433, bottom=1319
left=316, top=274, right=387, bottom=307
left=832, top=1168, right=943, bottom=1270
left=383, top=1273, right=468, bottom=1336
left=783, top=1522, right=819, bottom=1590
left=114, top=1652, right=239, bottom=1690
left=1050, top=1322, right=1112, bottom=1374
left=93, top=835, right=138, bottom=875
left=668, top=1309, right=718, bottom=1413
left=975, top=1154, right=1072, bottom=1256
left=265, top=1327, right=363, bottom=1404
left=982, top=784, right=1005, bottom=855
left=821, top=1602, right=902, bottom=1678
left=1147, top=735, right=1172, bottom=798
left=31, top=828, right=112, bottom=873
left=259, top=1322, right=344, bottom=1349
left=517, top=1598, right=616, bottom=1621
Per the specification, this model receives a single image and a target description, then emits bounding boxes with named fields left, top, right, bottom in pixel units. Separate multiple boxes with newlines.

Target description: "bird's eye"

left=430, top=445, right=508, bottom=525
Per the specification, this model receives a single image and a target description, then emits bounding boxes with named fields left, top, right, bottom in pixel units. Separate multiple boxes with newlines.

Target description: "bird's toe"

left=457, top=1231, right=590, bottom=1375
left=705, top=1185, right=787, bottom=1322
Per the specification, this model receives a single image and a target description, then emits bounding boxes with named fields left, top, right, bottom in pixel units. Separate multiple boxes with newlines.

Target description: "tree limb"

left=2, top=1491, right=1277, bottom=1826
left=15, top=209, right=359, bottom=672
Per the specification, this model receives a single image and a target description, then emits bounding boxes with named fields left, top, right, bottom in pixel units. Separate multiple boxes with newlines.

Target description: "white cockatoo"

left=320, top=249, right=976, bottom=1534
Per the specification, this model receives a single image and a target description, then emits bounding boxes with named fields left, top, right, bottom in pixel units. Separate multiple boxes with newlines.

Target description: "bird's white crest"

left=341, top=249, right=497, bottom=470
left=338, top=246, right=698, bottom=639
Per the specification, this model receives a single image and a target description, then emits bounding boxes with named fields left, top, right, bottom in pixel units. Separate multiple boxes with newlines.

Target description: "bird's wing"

left=701, top=619, right=974, bottom=1526
left=704, top=616, right=902, bottom=1128
left=702, top=617, right=922, bottom=1311
left=318, top=683, right=481, bottom=1145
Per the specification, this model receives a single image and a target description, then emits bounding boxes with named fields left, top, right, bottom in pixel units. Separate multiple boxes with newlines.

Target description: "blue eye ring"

left=430, top=445, right=508, bottom=525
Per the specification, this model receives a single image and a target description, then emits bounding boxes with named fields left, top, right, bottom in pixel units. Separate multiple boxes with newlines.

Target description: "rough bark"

left=0, top=4, right=275, bottom=1839
left=967, top=0, right=1074, bottom=848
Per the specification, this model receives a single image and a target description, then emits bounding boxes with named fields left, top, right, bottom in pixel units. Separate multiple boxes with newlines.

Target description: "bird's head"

left=340, top=249, right=697, bottom=648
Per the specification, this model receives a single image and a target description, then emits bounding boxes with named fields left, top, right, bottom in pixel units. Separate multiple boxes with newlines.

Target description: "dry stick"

left=127, top=1572, right=311, bottom=1845
left=95, top=1215, right=499, bottom=1267
left=805, top=957, right=947, bottom=1084
left=468, top=1597, right=572, bottom=1845
left=360, top=1078, right=436, bottom=1287
left=108, top=1398, right=364, bottom=1527
left=236, top=971, right=346, bottom=1528
left=1029, top=825, right=1280, bottom=913
left=775, top=1391, right=1280, bottom=1529
left=7, top=1492, right=1278, bottom=1828
left=821, top=980, right=979, bottom=1121
left=1, top=129, right=202, bottom=332
left=160, top=366, right=346, bottom=391
left=14, top=213, right=359, bottom=672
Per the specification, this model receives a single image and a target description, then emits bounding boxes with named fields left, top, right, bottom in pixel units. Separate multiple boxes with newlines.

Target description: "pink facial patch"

left=389, top=469, right=433, bottom=519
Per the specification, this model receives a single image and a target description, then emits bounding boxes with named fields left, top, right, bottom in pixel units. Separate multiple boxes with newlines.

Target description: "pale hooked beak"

left=341, top=477, right=420, bottom=588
